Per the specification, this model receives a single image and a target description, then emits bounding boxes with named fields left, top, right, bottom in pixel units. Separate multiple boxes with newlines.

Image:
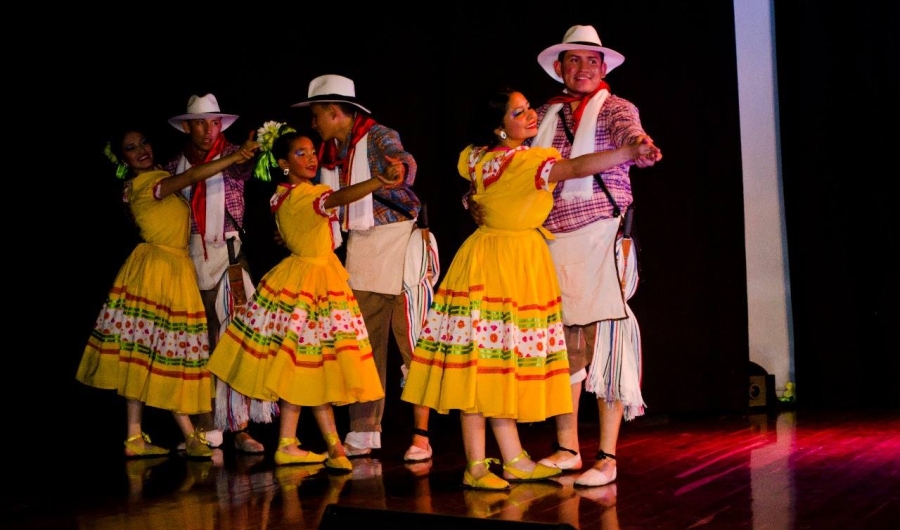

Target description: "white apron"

left=547, top=216, right=626, bottom=326
left=345, top=219, right=417, bottom=295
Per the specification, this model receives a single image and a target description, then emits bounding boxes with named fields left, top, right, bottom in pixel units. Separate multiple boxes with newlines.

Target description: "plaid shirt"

left=165, top=141, right=253, bottom=235
left=532, top=93, right=647, bottom=233
left=333, top=123, right=420, bottom=226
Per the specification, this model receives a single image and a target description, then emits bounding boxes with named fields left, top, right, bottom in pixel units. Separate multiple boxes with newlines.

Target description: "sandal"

left=184, top=430, right=213, bottom=460
left=537, top=441, right=583, bottom=471
left=403, top=428, right=433, bottom=462
left=234, top=429, right=265, bottom=454
left=323, top=433, right=352, bottom=472
left=274, top=437, right=326, bottom=466
left=124, top=432, right=170, bottom=459
left=503, top=450, right=561, bottom=482
left=574, top=450, right=617, bottom=487
left=462, top=457, right=509, bottom=490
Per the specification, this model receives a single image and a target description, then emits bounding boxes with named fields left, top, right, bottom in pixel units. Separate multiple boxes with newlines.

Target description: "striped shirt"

left=334, top=123, right=420, bottom=226
left=532, top=94, right=647, bottom=233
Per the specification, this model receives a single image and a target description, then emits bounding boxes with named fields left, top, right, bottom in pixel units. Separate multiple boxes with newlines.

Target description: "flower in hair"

left=254, top=121, right=296, bottom=181
left=103, top=140, right=129, bottom=179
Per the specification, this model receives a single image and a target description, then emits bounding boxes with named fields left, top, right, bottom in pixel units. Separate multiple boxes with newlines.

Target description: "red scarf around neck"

left=318, top=114, right=376, bottom=186
left=187, top=134, right=226, bottom=259
left=547, top=81, right=611, bottom=131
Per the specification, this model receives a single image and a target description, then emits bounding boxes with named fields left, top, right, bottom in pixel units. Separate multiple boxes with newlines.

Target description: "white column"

left=733, top=0, right=793, bottom=393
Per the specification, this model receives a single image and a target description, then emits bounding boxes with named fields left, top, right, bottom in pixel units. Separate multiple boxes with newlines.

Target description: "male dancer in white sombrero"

left=166, top=93, right=273, bottom=454
left=529, top=25, right=662, bottom=487
left=292, top=75, right=437, bottom=463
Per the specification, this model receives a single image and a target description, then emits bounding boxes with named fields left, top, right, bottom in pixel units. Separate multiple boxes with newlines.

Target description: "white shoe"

left=537, top=453, right=582, bottom=471
left=204, top=429, right=223, bottom=448
left=574, top=463, right=617, bottom=487
left=403, top=443, right=433, bottom=462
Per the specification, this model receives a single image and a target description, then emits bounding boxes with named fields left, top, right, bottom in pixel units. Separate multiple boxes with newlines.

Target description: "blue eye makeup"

left=124, top=137, right=150, bottom=151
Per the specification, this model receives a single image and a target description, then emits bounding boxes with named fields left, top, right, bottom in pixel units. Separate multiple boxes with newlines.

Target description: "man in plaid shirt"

left=293, top=75, right=435, bottom=464
left=167, top=93, right=262, bottom=454
left=530, top=25, right=662, bottom=488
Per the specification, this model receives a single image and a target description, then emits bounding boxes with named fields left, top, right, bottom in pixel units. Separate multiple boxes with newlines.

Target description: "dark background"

left=21, top=1, right=895, bottom=451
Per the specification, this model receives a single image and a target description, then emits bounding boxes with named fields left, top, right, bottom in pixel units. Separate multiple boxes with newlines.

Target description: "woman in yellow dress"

left=401, top=88, right=660, bottom=490
left=77, top=125, right=258, bottom=459
left=207, top=129, right=396, bottom=470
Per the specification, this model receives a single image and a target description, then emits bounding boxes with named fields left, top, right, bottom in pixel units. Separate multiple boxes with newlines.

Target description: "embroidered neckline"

left=270, top=182, right=302, bottom=213
left=474, top=145, right=528, bottom=188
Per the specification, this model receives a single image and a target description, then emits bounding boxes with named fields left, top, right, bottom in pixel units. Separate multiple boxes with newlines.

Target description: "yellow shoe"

left=185, top=430, right=213, bottom=459
left=322, top=432, right=352, bottom=472
left=503, top=451, right=562, bottom=482
left=326, top=455, right=353, bottom=473
left=274, top=437, right=327, bottom=466
left=124, top=432, right=170, bottom=459
left=462, top=458, right=510, bottom=490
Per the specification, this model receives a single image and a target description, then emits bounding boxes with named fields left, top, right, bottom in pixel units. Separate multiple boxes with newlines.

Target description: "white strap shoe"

left=403, top=443, right=433, bottom=462
left=536, top=442, right=583, bottom=470
left=538, top=452, right=583, bottom=470
left=574, top=451, right=617, bottom=487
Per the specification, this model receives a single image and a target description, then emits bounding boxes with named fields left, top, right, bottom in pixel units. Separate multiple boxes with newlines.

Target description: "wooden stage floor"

left=4, top=404, right=898, bottom=529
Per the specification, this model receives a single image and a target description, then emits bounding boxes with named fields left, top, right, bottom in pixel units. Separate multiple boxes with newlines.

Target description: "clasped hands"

left=632, top=135, right=662, bottom=167
left=236, top=131, right=261, bottom=162
left=380, top=154, right=405, bottom=188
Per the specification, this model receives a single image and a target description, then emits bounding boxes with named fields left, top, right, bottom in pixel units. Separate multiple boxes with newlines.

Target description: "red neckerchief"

left=547, top=81, right=611, bottom=131
left=185, top=134, right=226, bottom=259
left=318, top=114, right=376, bottom=187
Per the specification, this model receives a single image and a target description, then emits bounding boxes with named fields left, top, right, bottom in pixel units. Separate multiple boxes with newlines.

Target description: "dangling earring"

left=499, top=131, right=507, bottom=140
left=283, top=168, right=289, bottom=176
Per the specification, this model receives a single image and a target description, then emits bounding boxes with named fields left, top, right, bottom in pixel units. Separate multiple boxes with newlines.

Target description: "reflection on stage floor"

left=4, top=407, right=898, bottom=529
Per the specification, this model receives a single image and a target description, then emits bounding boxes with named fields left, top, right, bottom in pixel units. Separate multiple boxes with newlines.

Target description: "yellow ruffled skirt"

left=76, top=243, right=212, bottom=415
left=401, top=227, right=572, bottom=421
left=207, top=254, right=384, bottom=407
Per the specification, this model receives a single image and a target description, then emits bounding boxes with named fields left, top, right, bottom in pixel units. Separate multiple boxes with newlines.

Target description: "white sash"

left=401, top=228, right=440, bottom=353
left=177, top=154, right=230, bottom=291
left=533, top=89, right=609, bottom=201
left=177, top=154, right=226, bottom=245
left=319, top=133, right=374, bottom=233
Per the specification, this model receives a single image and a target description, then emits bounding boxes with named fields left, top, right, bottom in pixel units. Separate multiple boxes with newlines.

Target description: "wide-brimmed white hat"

left=537, top=25, right=625, bottom=83
left=290, top=74, right=371, bottom=114
left=168, top=93, right=239, bottom=131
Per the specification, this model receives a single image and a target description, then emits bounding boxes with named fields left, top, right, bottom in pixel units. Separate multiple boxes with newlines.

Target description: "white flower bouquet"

left=254, top=121, right=297, bottom=181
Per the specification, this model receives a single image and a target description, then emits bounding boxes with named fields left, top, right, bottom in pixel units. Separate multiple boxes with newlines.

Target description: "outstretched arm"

left=549, top=139, right=661, bottom=183
left=323, top=171, right=401, bottom=209
left=157, top=133, right=258, bottom=198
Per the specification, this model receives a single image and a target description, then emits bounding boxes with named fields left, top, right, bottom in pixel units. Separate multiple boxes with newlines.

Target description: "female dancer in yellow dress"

left=77, top=125, right=258, bottom=459
left=207, top=129, right=396, bottom=470
left=401, top=88, right=659, bottom=489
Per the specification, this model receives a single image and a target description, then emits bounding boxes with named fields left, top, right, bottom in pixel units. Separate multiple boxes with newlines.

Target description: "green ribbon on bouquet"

left=253, top=122, right=297, bottom=182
